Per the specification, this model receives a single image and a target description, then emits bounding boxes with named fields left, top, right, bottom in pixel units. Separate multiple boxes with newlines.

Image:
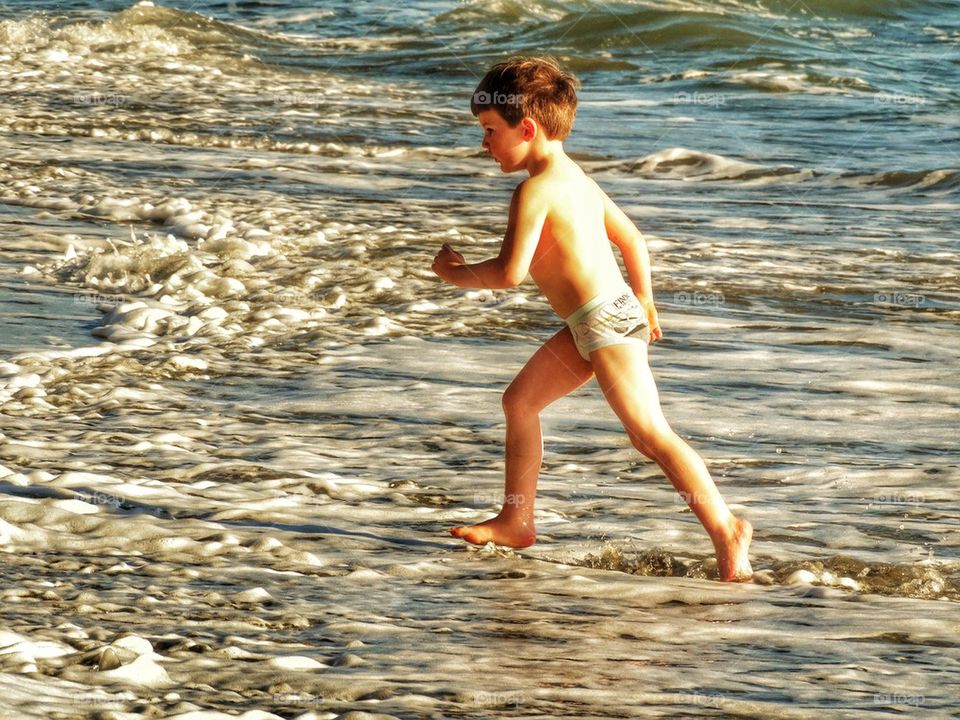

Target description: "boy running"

left=432, top=57, right=752, bottom=582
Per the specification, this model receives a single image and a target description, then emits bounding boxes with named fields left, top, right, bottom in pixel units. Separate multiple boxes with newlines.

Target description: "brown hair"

left=470, top=57, right=580, bottom=140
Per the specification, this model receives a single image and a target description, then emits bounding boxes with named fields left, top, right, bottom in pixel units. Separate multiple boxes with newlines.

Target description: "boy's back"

left=520, top=158, right=626, bottom=318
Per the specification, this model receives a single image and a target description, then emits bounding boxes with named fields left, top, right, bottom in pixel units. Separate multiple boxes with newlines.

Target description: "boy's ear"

left=520, top=116, right=537, bottom=141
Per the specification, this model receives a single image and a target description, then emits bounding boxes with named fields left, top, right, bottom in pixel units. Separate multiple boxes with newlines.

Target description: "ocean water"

left=0, top=0, right=958, bottom=718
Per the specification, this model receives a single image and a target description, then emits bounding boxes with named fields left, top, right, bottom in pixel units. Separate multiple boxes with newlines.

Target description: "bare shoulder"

left=583, top=173, right=631, bottom=219
left=583, top=173, right=614, bottom=203
left=524, top=161, right=597, bottom=205
left=514, top=174, right=552, bottom=198
left=509, top=175, right=552, bottom=214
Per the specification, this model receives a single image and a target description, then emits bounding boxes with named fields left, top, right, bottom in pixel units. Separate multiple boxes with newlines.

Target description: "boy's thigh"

left=507, top=327, right=593, bottom=408
left=589, top=342, right=667, bottom=427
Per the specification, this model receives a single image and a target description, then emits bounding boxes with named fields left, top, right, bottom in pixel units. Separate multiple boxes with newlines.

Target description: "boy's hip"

left=564, top=285, right=650, bottom=361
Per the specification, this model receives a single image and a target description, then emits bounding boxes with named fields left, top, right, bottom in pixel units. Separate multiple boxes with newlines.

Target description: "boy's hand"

left=432, top=243, right=465, bottom=283
left=642, top=298, right=663, bottom=342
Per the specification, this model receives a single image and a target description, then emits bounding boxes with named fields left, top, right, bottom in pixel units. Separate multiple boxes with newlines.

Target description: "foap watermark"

left=674, top=91, right=727, bottom=107
left=873, top=492, right=925, bottom=507
left=74, top=92, right=128, bottom=107
left=74, top=292, right=124, bottom=307
left=273, top=290, right=298, bottom=305
left=674, top=290, right=725, bottom=307
left=74, top=694, right=126, bottom=708
left=874, top=92, right=926, bottom=107
left=674, top=490, right=714, bottom=506
left=873, top=291, right=925, bottom=308
left=473, top=690, right=523, bottom=708
left=473, top=90, right=524, bottom=107
left=473, top=492, right=526, bottom=508
left=271, top=92, right=327, bottom=107
left=873, top=692, right=925, bottom=707
left=276, top=491, right=320, bottom=506
left=74, top=490, right=123, bottom=509
left=678, top=691, right=726, bottom=708
left=272, top=692, right=324, bottom=706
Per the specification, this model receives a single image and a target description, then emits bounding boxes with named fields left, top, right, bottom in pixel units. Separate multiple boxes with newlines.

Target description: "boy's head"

left=471, top=57, right=580, bottom=141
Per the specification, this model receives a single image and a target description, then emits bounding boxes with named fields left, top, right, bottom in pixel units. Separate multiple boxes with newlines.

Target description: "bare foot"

left=714, top=517, right=753, bottom=582
left=450, top=514, right=536, bottom=548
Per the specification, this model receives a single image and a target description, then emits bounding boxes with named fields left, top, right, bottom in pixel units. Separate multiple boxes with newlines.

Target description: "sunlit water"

left=0, top=1, right=958, bottom=718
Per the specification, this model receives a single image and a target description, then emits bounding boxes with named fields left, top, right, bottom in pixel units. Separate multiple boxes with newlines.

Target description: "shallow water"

left=1, top=1, right=958, bottom=718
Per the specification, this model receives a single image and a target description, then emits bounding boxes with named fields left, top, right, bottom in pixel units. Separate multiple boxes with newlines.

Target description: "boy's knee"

left=501, top=385, right=521, bottom=416
left=502, top=382, right=533, bottom=417
left=626, top=422, right=675, bottom=458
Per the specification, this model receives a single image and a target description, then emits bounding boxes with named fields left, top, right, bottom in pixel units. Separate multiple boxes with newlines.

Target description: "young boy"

left=432, top=57, right=752, bottom=582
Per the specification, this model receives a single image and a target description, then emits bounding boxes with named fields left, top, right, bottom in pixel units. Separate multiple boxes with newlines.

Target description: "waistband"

left=564, top=285, right=636, bottom=328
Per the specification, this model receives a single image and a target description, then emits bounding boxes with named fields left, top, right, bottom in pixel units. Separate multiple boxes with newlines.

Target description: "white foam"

left=111, top=636, right=154, bottom=656
left=234, top=587, right=272, bottom=603
left=165, top=712, right=286, bottom=720
left=628, top=147, right=809, bottom=184
left=267, top=655, right=327, bottom=671
left=95, top=653, right=173, bottom=688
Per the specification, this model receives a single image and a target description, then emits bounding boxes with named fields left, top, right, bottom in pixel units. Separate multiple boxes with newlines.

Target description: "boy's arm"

left=598, top=186, right=663, bottom=340
left=433, top=182, right=545, bottom=289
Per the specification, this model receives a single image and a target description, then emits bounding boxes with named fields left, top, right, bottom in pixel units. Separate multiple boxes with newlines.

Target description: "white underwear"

left=565, top=286, right=651, bottom=361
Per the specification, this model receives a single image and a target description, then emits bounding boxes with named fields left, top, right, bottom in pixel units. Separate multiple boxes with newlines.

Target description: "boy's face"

left=477, top=108, right=531, bottom=173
